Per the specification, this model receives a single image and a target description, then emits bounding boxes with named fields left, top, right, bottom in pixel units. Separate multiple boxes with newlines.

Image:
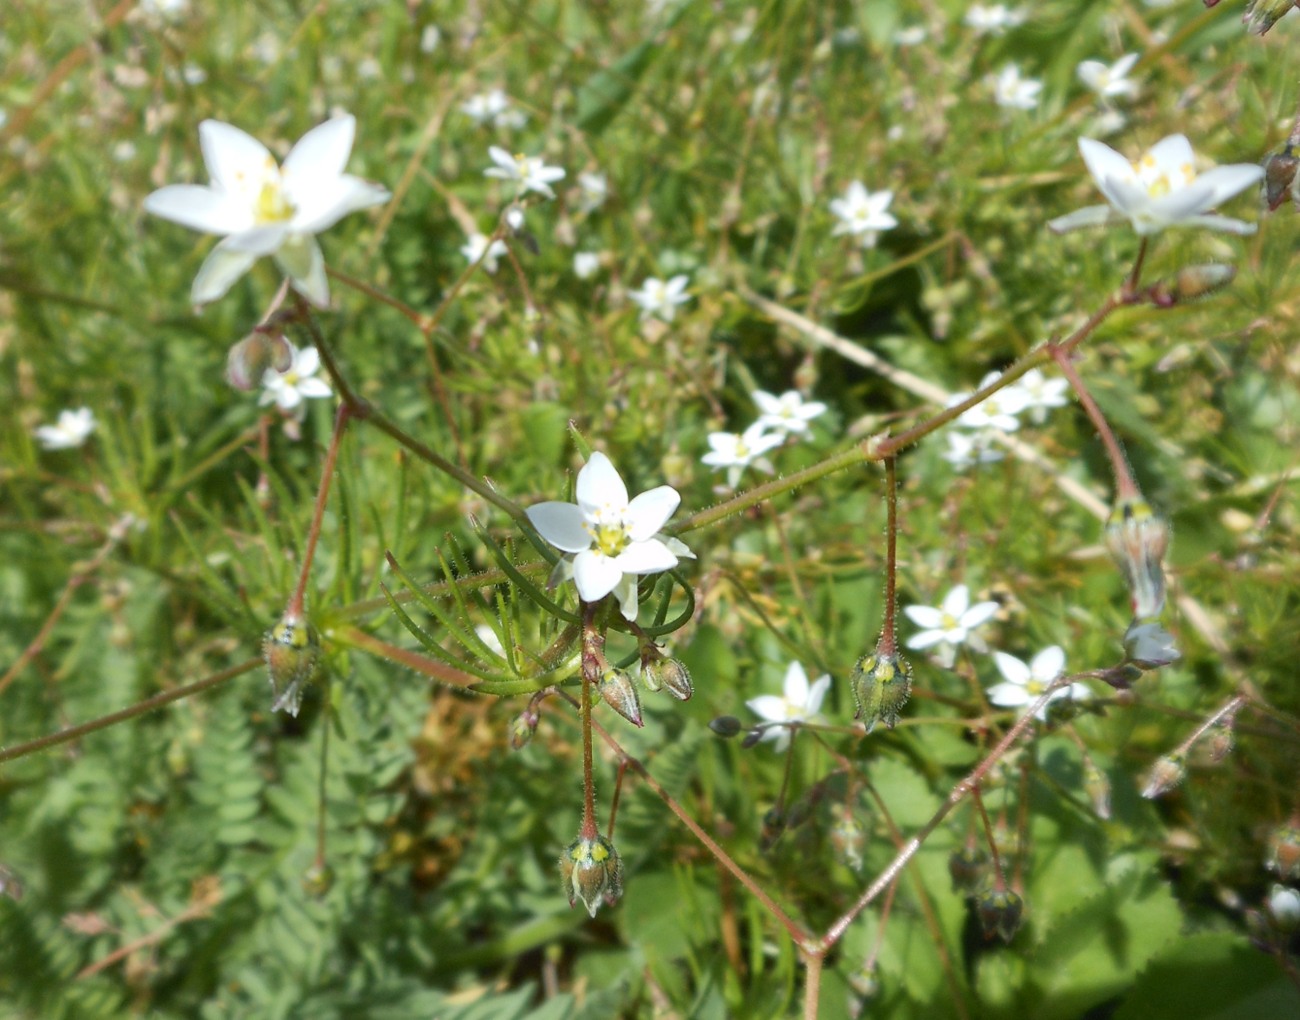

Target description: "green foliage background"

left=1, top=1, right=1298, bottom=1017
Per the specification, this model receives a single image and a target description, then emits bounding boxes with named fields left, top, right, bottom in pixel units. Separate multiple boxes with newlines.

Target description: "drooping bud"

left=262, top=611, right=323, bottom=717
left=1140, top=753, right=1186, bottom=799
left=509, top=706, right=540, bottom=750
left=709, top=715, right=743, bottom=738
left=1106, top=496, right=1170, bottom=621
left=1267, top=823, right=1300, bottom=881
left=559, top=834, right=623, bottom=917
left=1242, top=0, right=1299, bottom=35
left=1084, top=761, right=1112, bottom=820
left=949, top=845, right=989, bottom=897
left=597, top=668, right=643, bottom=727
left=302, top=862, right=334, bottom=897
left=851, top=646, right=913, bottom=734
left=740, top=727, right=765, bottom=749
left=1204, top=722, right=1235, bottom=765
left=1123, top=620, right=1180, bottom=670
left=1149, top=264, right=1237, bottom=307
left=643, top=656, right=693, bottom=701
left=1264, top=145, right=1300, bottom=211
left=829, top=805, right=867, bottom=872
left=227, top=330, right=293, bottom=391
left=975, top=887, right=1024, bottom=943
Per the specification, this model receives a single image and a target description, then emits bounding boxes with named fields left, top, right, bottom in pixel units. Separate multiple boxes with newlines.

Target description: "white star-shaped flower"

left=950, top=372, right=1031, bottom=432
left=143, top=115, right=390, bottom=306
left=628, top=274, right=691, bottom=322
left=941, top=430, right=1004, bottom=471
left=1077, top=53, right=1140, bottom=101
left=752, top=389, right=828, bottom=437
left=988, top=646, right=1090, bottom=720
left=964, top=4, right=1026, bottom=35
left=526, top=452, right=692, bottom=621
left=34, top=407, right=97, bottom=450
left=904, top=584, right=999, bottom=667
left=483, top=146, right=566, bottom=199
left=573, top=251, right=601, bottom=279
left=829, top=181, right=898, bottom=248
left=460, top=232, right=508, bottom=274
left=1048, top=134, right=1264, bottom=236
left=576, top=171, right=608, bottom=213
left=260, top=343, right=333, bottom=412
left=991, top=64, right=1042, bottom=110
left=746, top=662, right=832, bottom=752
left=701, top=421, right=785, bottom=488
left=1011, top=368, right=1070, bottom=424
left=461, top=89, right=509, bottom=124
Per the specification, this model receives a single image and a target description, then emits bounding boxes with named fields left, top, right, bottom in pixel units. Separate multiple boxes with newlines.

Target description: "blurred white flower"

left=483, top=146, right=565, bottom=199
left=576, top=171, right=608, bottom=213
left=988, top=646, right=1090, bottom=720
left=574, top=251, right=601, bottom=279
left=941, top=430, right=1004, bottom=470
left=34, top=407, right=97, bottom=450
left=143, top=115, right=390, bottom=306
left=746, top=662, right=831, bottom=752
left=260, top=344, right=333, bottom=412
left=461, top=232, right=508, bottom=274
left=628, top=274, right=691, bottom=321
left=1048, top=134, right=1264, bottom=236
left=753, top=390, right=827, bottom=437
left=420, top=25, right=441, bottom=53
left=1077, top=53, right=1139, bottom=101
left=701, top=421, right=784, bottom=488
left=1267, top=884, right=1300, bottom=931
left=904, top=584, right=998, bottom=667
left=829, top=181, right=898, bottom=248
left=525, top=451, right=691, bottom=621
left=951, top=372, right=1030, bottom=431
left=965, top=4, right=1026, bottom=35
left=1012, top=368, right=1070, bottom=424
left=461, top=89, right=509, bottom=124
left=894, top=26, right=928, bottom=46
left=991, top=64, right=1042, bottom=110
left=1124, top=620, right=1180, bottom=669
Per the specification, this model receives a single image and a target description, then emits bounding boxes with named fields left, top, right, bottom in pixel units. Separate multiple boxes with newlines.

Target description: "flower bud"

left=227, top=330, right=292, bottom=391
left=1243, top=0, right=1298, bottom=35
left=1106, top=497, right=1170, bottom=621
left=263, top=611, right=322, bottom=717
left=1140, top=753, right=1185, bottom=800
left=597, top=668, right=643, bottom=727
left=1267, top=884, right=1300, bottom=934
left=1204, top=723, right=1234, bottom=765
left=949, top=845, right=989, bottom=896
left=741, top=728, right=765, bottom=749
left=709, top=715, right=743, bottom=738
left=850, top=647, right=913, bottom=734
left=302, top=862, right=334, bottom=897
left=975, top=887, right=1024, bottom=943
left=509, top=707, right=540, bottom=750
left=1263, top=145, right=1300, bottom=212
left=1267, top=823, right=1300, bottom=881
left=1149, top=264, right=1236, bottom=307
left=1084, top=761, right=1112, bottom=820
left=643, top=657, right=693, bottom=701
left=829, top=805, right=867, bottom=872
left=1123, top=620, right=1180, bottom=670
left=559, top=834, right=623, bottom=917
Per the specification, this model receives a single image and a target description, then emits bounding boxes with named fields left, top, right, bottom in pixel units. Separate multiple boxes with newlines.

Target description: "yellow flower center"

left=254, top=176, right=295, bottom=224
left=588, top=520, right=630, bottom=558
left=940, top=612, right=958, bottom=630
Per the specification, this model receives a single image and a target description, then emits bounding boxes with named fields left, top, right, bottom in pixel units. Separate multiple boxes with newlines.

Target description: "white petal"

left=200, top=120, right=274, bottom=193
left=1078, top=137, right=1132, bottom=191
left=993, top=651, right=1030, bottom=686
left=805, top=674, right=831, bottom=715
left=576, top=452, right=628, bottom=513
left=903, top=605, right=944, bottom=628
left=747, top=695, right=788, bottom=723
left=906, top=629, right=946, bottom=650
left=960, top=600, right=999, bottom=629
left=282, top=115, right=356, bottom=183
left=276, top=387, right=303, bottom=410
left=1195, top=163, right=1265, bottom=207
left=1047, top=204, right=1122, bottom=233
left=1177, top=213, right=1257, bottom=235
left=782, top=661, right=810, bottom=704
left=751, top=390, right=781, bottom=414
left=661, top=536, right=695, bottom=559
left=190, top=242, right=258, bottom=304
left=987, top=682, right=1032, bottom=708
left=526, top=501, right=591, bottom=552
left=613, top=574, right=639, bottom=620
left=626, top=486, right=680, bottom=540
left=488, top=146, right=516, bottom=170
left=296, top=378, right=333, bottom=399
left=222, top=224, right=289, bottom=255
left=275, top=235, right=329, bottom=306
left=292, top=175, right=390, bottom=234
left=143, top=185, right=246, bottom=234
left=1146, top=134, right=1194, bottom=172
left=612, top=538, right=677, bottom=575
left=571, top=550, right=622, bottom=601
left=1030, top=645, right=1066, bottom=681
left=941, top=585, right=970, bottom=617
left=295, top=347, right=320, bottom=375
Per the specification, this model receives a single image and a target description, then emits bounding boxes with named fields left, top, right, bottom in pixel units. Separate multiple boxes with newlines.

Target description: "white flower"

left=460, top=232, right=508, bottom=274
left=894, top=26, right=928, bottom=46
left=143, top=115, right=390, bottom=306
left=1267, top=885, right=1300, bottom=931
left=34, top=407, right=97, bottom=450
left=904, top=584, right=999, bottom=667
left=950, top=372, right=1030, bottom=432
left=576, top=171, right=608, bottom=213
left=1048, top=134, right=1264, bottom=236
left=1077, top=53, right=1139, bottom=101
left=941, top=430, right=1004, bottom=470
left=991, top=64, right=1042, bottom=110
left=526, top=451, right=692, bottom=621
left=483, top=146, right=565, bottom=199
left=139, top=0, right=189, bottom=20
left=829, top=181, right=898, bottom=248
left=628, top=274, right=691, bottom=322
left=574, top=251, right=601, bottom=279
left=1123, top=620, right=1180, bottom=669
left=988, top=646, right=1090, bottom=720
left=1012, top=368, right=1070, bottom=424
left=701, top=421, right=785, bottom=488
left=964, top=4, right=1026, bottom=35
left=752, top=390, right=827, bottom=437
left=260, top=344, right=333, bottom=412
left=461, top=89, right=509, bottom=124
left=746, top=662, right=831, bottom=752
left=420, top=25, right=441, bottom=53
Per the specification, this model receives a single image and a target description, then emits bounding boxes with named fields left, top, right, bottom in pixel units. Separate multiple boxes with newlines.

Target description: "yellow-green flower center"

left=588, top=520, right=631, bottom=558
left=254, top=178, right=295, bottom=224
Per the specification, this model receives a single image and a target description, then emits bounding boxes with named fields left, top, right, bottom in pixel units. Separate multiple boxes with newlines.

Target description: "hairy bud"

left=850, top=647, right=913, bottom=734
left=975, top=887, right=1024, bottom=943
left=1149, top=264, right=1236, bottom=307
left=1263, top=145, right=1300, bottom=212
left=1106, top=497, right=1170, bottom=621
left=227, top=330, right=292, bottom=391
left=1141, top=753, right=1186, bottom=800
left=509, top=707, right=540, bottom=750
left=559, top=834, right=623, bottom=918
left=949, top=846, right=989, bottom=896
left=643, top=656, right=693, bottom=701
left=1242, top=0, right=1299, bottom=35
left=829, top=805, right=867, bottom=872
left=597, top=668, right=643, bottom=727
left=263, top=611, right=323, bottom=717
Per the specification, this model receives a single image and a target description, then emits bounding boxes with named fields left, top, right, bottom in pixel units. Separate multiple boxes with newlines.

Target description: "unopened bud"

left=741, top=728, right=764, bottom=749
left=1084, top=761, right=1112, bottom=820
left=949, top=846, right=989, bottom=896
left=227, top=330, right=292, bottom=391
left=559, top=834, right=623, bottom=917
left=1106, top=497, right=1170, bottom=621
left=1149, top=264, right=1237, bottom=307
left=851, top=647, right=913, bottom=733
left=1264, top=146, right=1300, bottom=212
left=263, top=611, right=323, bottom=717
left=1205, top=723, right=1235, bottom=764
left=709, top=715, right=743, bottom=738
left=848, top=960, right=880, bottom=1002
left=1243, top=0, right=1299, bottom=35
left=643, top=656, right=693, bottom=701
left=509, top=707, right=540, bottom=750
left=975, top=887, right=1024, bottom=943
left=302, top=862, right=334, bottom=897
left=1140, top=753, right=1186, bottom=799
left=829, top=805, right=867, bottom=871
left=1123, top=620, right=1180, bottom=670
left=1267, top=823, right=1300, bottom=881
left=597, top=668, right=643, bottom=727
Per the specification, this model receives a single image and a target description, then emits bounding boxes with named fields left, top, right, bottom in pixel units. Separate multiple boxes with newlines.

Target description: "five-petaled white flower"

left=905, top=584, right=999, bottom=667
left=1077, top=53, right=1140, bottom=101
left=753, top=390, right=827, bottom=437
left=574, top=251, right=601, bottom=279
left=941, top=430, right=1004, bottom=471
left=991, top=64, right=1042, bottom=110
left=460, top=232, right=508, bottom=274
left=746, top=662, right=832, bottom=752
left=829, top=181, right=898, bottom=248
left=260, top=343, right=333, bottom=412
left=1048, top=134, right=1264, bottom=236
left=701, top=421, right=785, bottom=488
left=143, top=115, right=390, bottom=307
left=988, top=646, right=1090, bottom=720
left=34, top=407, right=97, bottom=450
left=483, top=146, right=566, bottom=199
left=1010, top=368, right=1070, bottom=424
left=526, top=451, right=692, bottom=621
left=460, top=90, right=526, bottom=129
left=576, top=171, right=608, bottom=213
left=965, top=4, right=1026, bottom=35
left=628, top=274, right=691, bottom=322
left=951, top=372, right=1031, bottom=432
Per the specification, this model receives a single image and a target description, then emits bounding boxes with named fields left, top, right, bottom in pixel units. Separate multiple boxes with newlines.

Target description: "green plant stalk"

left=1050, top=344, right=1139, bottom=500
left=290, top=403, right=351, bottom=617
